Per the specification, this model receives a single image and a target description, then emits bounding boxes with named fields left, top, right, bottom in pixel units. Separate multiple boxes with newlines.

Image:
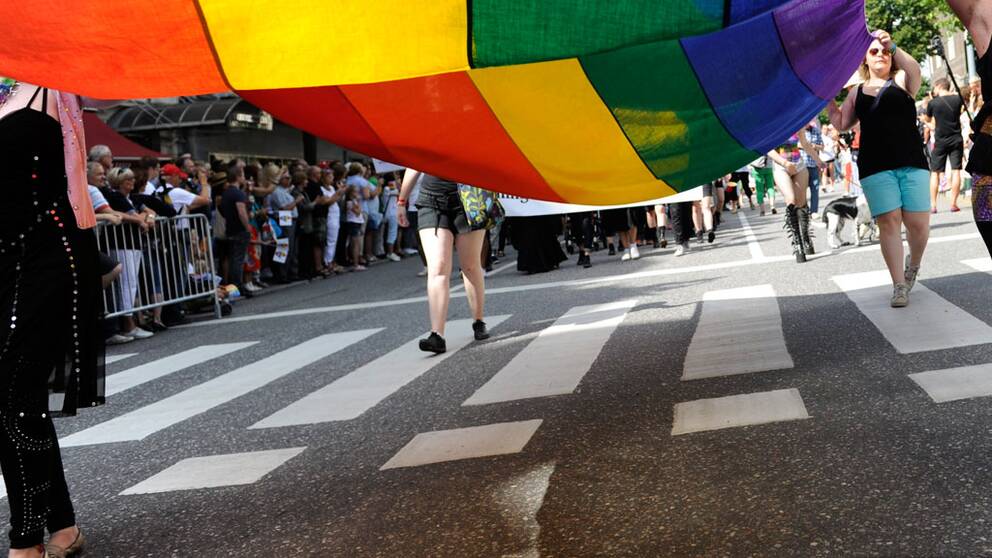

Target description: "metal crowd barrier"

left=96, top=214, right=222, bottom=320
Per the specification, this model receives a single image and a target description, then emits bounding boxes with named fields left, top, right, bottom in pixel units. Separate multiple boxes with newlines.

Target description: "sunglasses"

left=868, top=47, right=891, bottom=57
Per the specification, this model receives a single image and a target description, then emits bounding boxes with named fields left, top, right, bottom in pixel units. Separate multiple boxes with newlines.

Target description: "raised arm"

left=947, top=0, right=992, bottom=57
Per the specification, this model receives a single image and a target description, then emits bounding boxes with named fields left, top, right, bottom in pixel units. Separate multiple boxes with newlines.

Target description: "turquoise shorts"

left=860, top=167, right=931, bottom=217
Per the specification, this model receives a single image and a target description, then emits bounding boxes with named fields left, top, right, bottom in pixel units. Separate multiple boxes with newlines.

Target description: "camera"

left=930, top=36, right=945, bottom=57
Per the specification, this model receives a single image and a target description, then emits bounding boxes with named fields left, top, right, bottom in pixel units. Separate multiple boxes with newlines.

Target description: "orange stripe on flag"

left=341, top=73, right=560, bottom=201
left=0, top=0, right=227, bottom=98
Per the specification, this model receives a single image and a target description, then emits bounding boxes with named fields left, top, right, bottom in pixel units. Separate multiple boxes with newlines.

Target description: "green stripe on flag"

left=471, top=0, right=723, bottom=68
left=580, top=40, right=759, bottom=191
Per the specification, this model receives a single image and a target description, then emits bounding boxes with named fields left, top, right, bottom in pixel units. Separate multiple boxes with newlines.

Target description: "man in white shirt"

left=160, top=163, right=210, bottom=214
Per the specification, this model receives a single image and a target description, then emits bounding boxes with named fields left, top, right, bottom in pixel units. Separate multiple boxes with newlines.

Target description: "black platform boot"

left=797, top=205, right=815, bottom=255
left=785, top=204, right=806, bottom=263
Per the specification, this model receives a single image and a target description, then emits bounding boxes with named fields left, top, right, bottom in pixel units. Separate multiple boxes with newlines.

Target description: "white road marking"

left=910, top=364, right=992, bottom=403
left=106, top=342, right=257, bottom=396
left=380, top=419, right=542, bottom=470
left=250, top=317, right=510, bottom=428
left=962, top=257, right=992, bottom=272
left=671, top=388, right=810, bottom=436
left=463, top=301, right=636, bottom=405
left=682, top=285, right=793, bottom=381
left=185, top=257, right=795, bottom=327
left=735, top=210, right=765, bottom=260
left=60, top=331, right=379, bottom=447
left=105, top=353, right=137, bottom=365
left=0, top=476, right=5, bottom=500
left=487, top=260, right=518, bottom=277
left=120, top=447, right=306, bottom=495
left=833, top=270, right=992, bottom=354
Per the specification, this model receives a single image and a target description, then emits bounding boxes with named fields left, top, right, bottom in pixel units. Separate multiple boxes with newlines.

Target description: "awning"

left=82, top=112, right=165, bottom=161
left=104, top=98, right=267, bottom=133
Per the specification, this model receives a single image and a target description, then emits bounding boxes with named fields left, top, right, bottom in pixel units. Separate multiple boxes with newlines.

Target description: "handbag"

left=457, top=184, right=505, bottom=230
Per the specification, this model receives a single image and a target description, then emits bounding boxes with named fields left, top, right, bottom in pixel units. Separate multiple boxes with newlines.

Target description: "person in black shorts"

left=925, top=77, right=965, bottom=212
left=397, top=170, right=491, bottom=353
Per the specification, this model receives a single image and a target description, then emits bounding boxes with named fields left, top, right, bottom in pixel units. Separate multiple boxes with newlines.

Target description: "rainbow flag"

left=0, top=0, right=870, bottom=203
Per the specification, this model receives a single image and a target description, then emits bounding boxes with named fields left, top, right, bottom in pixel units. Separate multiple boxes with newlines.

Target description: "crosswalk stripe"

left=463, top=301, right=636, bottom=406
left=380, top=419, right=543, bottom=470
left=106, top=342, right=258, bottom=396
left=909, top=364, right=992, bottom=403
left=120, top=447, right=306, bottom=495
left=0, top=476, right=5, bottom=500
left=671, top=388, right=810, bottom=435
left=682, top=285, right=793, bottom=381
left=250, top=317, right=511, bottom=429
left=60, top=330, right=380, bottom=447
left=105, top=353, right=137, bottom=365
left=833, top=270, right=992, bottom=354
left=962, top=258, right=992, bottom=272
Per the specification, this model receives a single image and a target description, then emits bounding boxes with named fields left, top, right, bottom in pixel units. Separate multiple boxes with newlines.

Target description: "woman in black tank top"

left=947, top=0, right=992, bottom=257
left=827, top=30, right=931, bottom=308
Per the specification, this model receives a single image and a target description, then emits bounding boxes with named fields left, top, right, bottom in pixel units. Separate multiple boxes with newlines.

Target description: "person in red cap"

left=161, top=163, right=209, bottom=215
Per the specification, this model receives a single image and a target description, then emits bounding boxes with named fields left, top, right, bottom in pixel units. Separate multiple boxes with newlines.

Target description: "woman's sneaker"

left=472, top=320, right=490, bottom=340
left=904, top=255, right=920, bottom=292
left=419, top=332, right=447, bottom=353
left=890, top=283, right=910, bottom=308
left=123, top=327, right=154, bottom=340
left=630, top=245, right=641, bottom=260
left=106, top=334, right=134, bottom=345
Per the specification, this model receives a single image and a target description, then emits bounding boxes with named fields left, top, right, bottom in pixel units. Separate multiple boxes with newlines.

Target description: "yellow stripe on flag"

left=198, top=0, right=469, bottom=89
left=468, top=59, right=674, bottom=204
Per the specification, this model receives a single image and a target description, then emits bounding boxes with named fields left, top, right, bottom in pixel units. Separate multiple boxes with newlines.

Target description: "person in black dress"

left=0, top=83, right=103, bottom=557
left=510, top=214, right=567, bottom=274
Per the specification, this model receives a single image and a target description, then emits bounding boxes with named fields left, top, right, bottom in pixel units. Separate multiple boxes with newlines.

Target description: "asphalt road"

left=10, top=192, right=992, bottom=557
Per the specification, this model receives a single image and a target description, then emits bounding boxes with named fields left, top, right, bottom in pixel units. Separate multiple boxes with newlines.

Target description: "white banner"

left=371, top=158, right=405, bottom=173
left=499, top=187, right=704, bottom=217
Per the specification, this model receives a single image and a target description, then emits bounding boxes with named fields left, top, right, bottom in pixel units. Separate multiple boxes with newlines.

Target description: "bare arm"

left=399, top=169, right=422, bottom=201
left=827, top=90, right=859, bottom=132
left=947, top=0, right=992, bottom=57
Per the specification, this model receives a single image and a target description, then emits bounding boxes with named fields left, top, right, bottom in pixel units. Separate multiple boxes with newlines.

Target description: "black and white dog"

left=821, top=194, right=877, bottom=248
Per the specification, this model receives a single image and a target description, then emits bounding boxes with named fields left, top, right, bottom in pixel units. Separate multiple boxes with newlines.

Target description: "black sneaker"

left=582, top=253, right=592, bottom=268
left=608, top=244, right=616, bottom=256
left=472, top=320, right=490, bottom=341
left=707, top=230, right=715, bottom=243
left=419, top=332, right=446, bottom=353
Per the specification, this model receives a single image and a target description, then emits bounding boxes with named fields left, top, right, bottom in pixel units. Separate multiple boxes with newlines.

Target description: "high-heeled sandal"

left=45, top=529, right=85, bottom=558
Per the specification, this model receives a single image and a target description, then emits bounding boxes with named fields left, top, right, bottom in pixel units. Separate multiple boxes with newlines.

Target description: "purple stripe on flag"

left=774, top=0, right=872, bottom=100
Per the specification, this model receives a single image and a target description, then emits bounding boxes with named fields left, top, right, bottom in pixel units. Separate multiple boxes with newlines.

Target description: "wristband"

left=397, top=198, right=407, bottom=206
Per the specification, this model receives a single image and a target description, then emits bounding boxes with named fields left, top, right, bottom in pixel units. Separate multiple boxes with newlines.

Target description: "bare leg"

left=700, top=196, right=714, bottom=231
left=902, top=210, right=930, bottom=268
left=930, top=171, right=941, bottom=210
left=419, top=228, right=455, bottom=335
left=876, top=210, right=906, bottom=285
left=455, top=230, right=487, bottom=320
left=949, top=169, right=962, bottom=208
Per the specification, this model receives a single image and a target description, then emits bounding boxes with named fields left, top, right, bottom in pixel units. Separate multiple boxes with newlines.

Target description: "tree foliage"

left=865, top=0, right=961, bottom=59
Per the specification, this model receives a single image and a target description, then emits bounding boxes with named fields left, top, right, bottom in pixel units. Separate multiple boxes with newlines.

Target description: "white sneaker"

left=621, top=249, right=632, bottom=261
left=244, top=282, right=261, bottom=293
left=674, top=243, right=688, bottom=257
left=124, top=327, right=154, bottom=340
left=630, top=245, right=641, bottom=260
left=402, top=248, right=419, bottom=256
left=106, top=334, right=134, bottom=345
left=417, top=266, right=428, bottom=277
left=387, top=253, right=402, bottom=262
